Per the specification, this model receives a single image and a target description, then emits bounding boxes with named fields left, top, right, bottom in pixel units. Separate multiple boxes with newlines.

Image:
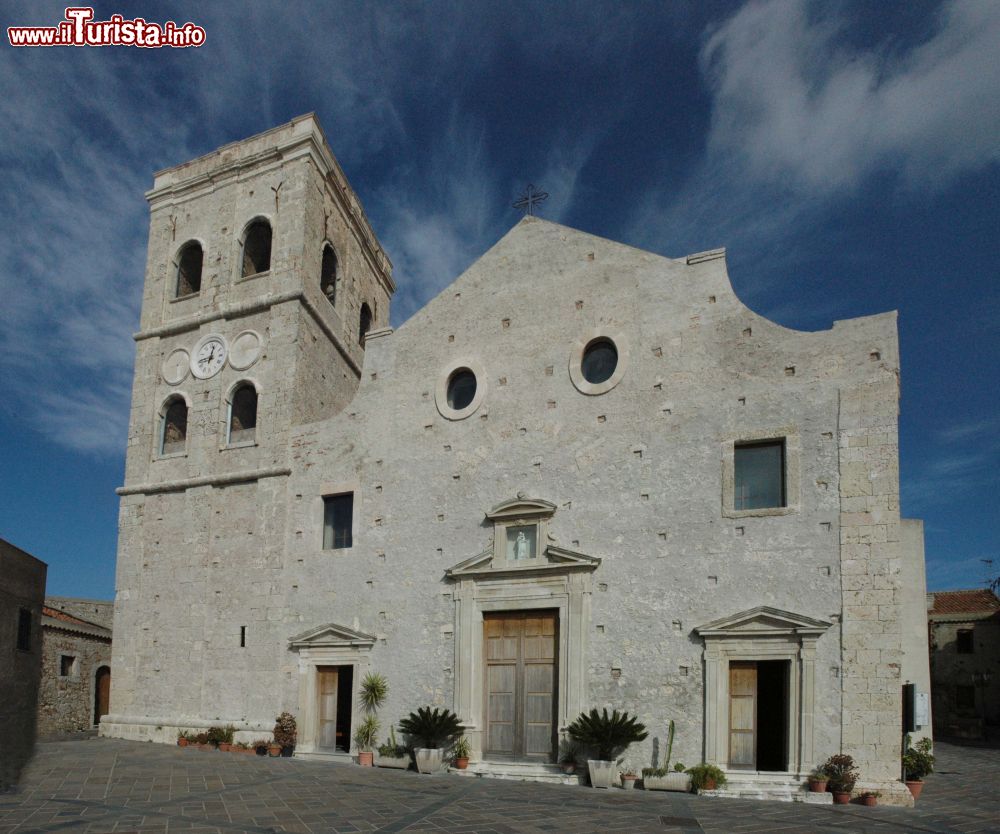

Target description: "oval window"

left=447, top=369, right=477, bottom=411
left=581, top=339, right=618, bottom=384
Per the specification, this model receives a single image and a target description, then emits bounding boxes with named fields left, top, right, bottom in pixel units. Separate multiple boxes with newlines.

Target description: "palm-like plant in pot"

left=566, top=708, right=648, bottom=789
left=354, top=715, right=380, bottom=766
left=398, top=707, right=463, bottom=774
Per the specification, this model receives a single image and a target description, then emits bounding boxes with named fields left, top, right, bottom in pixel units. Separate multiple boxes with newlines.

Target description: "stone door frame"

left=695, top=607, right=831, bottom=776
left=288, top=623, right=375, bottom=758
left=447, top=543, right=599, bottom=762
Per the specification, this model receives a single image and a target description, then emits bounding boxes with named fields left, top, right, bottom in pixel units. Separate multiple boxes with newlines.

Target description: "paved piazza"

left=1, top=738, right=997, bottom=834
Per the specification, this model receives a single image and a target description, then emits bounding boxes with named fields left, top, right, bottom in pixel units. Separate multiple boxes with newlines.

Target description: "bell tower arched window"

left=321, top=244, right=337, bottom=307
left=228, top=383, right=258, bottom=444
left=241, top=220, right=272, bottom=278
left=160, top=396, right=188, bottom=455
left=175, top=241, right=203, bottom=297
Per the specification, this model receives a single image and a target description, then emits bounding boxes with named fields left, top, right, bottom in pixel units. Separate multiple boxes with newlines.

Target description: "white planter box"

left=643, top=772, right=692, bottom=792
left=415, top=748, right=444, bottom=774
left=376, top=754, right=411, bottom=769
left=587, top=759, right=616, bottom=789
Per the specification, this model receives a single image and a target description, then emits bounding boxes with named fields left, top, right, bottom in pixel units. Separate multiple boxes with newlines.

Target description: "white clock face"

left=162, top=348, right=190, bottom=385
left=190, top=334, right=228, bottom=379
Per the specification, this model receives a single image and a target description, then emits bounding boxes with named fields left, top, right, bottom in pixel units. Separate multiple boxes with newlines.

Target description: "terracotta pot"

left=268, top=744, right=281, bottom=757
left=358, top=751, right=374, bottom=766
left=454, top=756, right=469, bottom=770
left=621, top=776, right=637, bottom=790
left=833, top=791, right=851, bottom=804
left=178, top=738, right=188, bottom=747
left=808, top=779, right=828, bottom=793
left=906, top=780, right=923, bottom=800
left=702, top=777, right=717, bottom=791
left=218, top=743, right=231, bottom=752
left=861, top=795, right=877, bottom=807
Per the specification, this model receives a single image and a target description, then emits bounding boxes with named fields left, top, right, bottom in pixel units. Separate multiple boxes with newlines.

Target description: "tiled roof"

left=42, top=606, right=93, bottom=626
left=927, top=589, right=1000, bottom=615
left=41, top=606, right=112, bottom=640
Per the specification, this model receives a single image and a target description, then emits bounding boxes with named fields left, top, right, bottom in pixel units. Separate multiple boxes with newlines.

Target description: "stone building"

left=37, top=598, right=113, bottom=735
left=927, top=589, right=1000, bottom=739
left=103, top=115, right=930, bottom=803
left=0, top=538, right=47, bottom=791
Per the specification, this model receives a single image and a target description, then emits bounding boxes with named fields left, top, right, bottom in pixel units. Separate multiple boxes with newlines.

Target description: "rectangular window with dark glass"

left=956, top=629, right=974, bottom=654
left=734, top=440, right=786, bottom=510
left=323, top=493, right=353, bottom=550
left=16, top=608, right=31, bottom=651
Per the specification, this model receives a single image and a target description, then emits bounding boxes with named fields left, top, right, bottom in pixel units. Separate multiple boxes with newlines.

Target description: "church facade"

left=103, top=115, right=928, bottom=803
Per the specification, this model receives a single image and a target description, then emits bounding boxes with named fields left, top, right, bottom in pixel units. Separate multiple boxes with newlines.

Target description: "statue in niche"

left=515, top=531, right=529, bottom=560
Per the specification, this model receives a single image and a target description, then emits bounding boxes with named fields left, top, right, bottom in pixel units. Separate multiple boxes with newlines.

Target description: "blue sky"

left=0, top=0, right=997, bottom=599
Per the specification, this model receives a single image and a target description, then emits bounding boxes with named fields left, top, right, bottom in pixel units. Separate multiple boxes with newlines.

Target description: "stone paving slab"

left=0, top=739, right=997, bottom=834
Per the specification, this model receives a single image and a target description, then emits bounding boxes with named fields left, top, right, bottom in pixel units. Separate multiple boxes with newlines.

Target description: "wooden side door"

left=318, top=668, right=339, bottom=750
left=484, top=611, right=557, bottom=761
left=94, top=666, right=111, bottom=725
left=729, top=661, right=757, bottom=768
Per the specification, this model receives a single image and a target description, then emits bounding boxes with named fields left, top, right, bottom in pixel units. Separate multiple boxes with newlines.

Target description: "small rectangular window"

left=955, top=684, right=976, bottom=711
left=16, top=608, right=31, bottom=651
left=60, top=655, right=77, bottom=677
left=506, top=524, right=538, bottom=560
left=323, top=493, right=354, bottom=550
left=734, top=440, right=786, bottom=510
left=956, top=629, right=974, bottom=654
left=240, top=626, right=246, bottom=648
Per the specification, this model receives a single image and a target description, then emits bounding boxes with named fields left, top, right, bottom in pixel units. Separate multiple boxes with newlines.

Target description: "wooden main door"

left=484, top=611, right=557, bottom=762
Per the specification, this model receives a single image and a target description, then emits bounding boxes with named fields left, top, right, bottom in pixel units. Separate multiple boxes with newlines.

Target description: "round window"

left=447, top=369, right=477, bottom=411
left=581, top=339, right=618, bottom=384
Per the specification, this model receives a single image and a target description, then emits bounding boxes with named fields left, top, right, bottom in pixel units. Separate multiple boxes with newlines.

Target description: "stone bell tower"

left=105, top=115, right=393, bottom=738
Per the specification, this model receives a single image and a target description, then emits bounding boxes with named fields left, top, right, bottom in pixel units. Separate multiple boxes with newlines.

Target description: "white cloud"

left=700, top=0, right=1000, bottom=194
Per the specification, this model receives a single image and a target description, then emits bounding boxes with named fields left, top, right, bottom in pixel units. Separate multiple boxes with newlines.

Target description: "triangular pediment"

left=446, top=544, right=600, bottom=579
left=288, top=622, right=376, bottom=650
left=694, top=606, right=831, bottom=639
left=486, top=497, right=557, bottom=522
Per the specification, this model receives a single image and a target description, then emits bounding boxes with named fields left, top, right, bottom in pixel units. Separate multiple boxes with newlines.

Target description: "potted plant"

left=376, top=727, right=411, bottom=769
left=807, top=766, right=828, bottom=793
left=620, top=767, right=638, bottom=790
left=902, top=736, right=934, bottom=800
left=193, top=731, right=211, bottom=750
left=860, top=790, right=881, bottom=807
left=252, top=739, right=270, bottom=756
left=640, top=721, right=691, bottom=792
left=177, top=731, right=190, bottom=748
left=272, top=712, right=297, bottom=757
left=398, top=706, right=463, bottom=774
left=686, top=763, right=727, bottom=792
left=643, top=761, right=691, bottom=792
left=451, top=736, right=472, bottom=769
left=566, top=708, right=648, bottom=789
left=558, top=740, right=580, bottom=775
left=822, top=754, right=858, bottom=803
left=354, top=715, right=380, bottom=766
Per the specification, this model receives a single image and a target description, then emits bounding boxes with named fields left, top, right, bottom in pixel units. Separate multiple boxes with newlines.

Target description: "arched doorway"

left=94, top=666, right=111, bottom=726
